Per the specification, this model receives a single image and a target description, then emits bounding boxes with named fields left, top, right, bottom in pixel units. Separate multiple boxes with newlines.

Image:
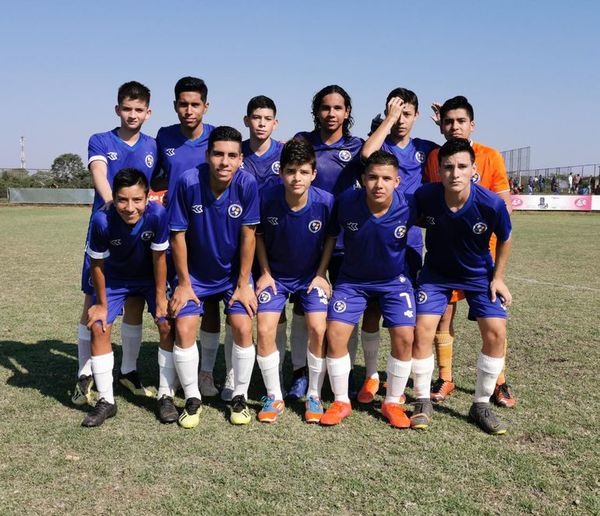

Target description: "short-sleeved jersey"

left=328, top=189, right=414, bottom=285
left=241, top=139, right=283, bottom=192
left=155, top=123, right=216, bottom=196
left=294, top=131, right=364, bottom=197
left=258, top=184, right=334, bottom=291
left=415, top=183, right=512, bottom=290
left=86, top=201, right=168, bottom=284
left=168, top=164, right=260, bottom=295
left=87, top=129, right=157, bottom=213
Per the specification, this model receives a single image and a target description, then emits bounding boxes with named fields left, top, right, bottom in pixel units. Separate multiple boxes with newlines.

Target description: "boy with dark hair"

left=413, top=138, right=512, bottom=434
left=424, top=96, right=516, bottom=408
left=255, top=138, right=333, bottom=423
left=168, top=126, right=260, bottom=428
left=82, top=169, right=170, bottom=427
left=320, top=150, right=416, bottom=427
left=73, top=81, right=157, bottom=408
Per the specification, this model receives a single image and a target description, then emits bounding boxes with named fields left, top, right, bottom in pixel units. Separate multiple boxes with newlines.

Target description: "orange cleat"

left=357, top=377, right=380, bottom=404
left=320, top=401, right=352, bottom=426
left=381, top=402, right=410, bottom=429
left=430, top=378, right=455, bottom=402
left=492, top=383, right=517, bottom=408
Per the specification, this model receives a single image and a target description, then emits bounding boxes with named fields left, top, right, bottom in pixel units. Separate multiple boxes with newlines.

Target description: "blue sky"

left=1, top=0, right=598, bottom=170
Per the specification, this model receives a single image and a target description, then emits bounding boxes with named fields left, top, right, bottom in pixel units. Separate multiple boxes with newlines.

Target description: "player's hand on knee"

left=230, top=283, right=257, bottom=317
left=490, top=278, right=512, bottom=307
left=155, top=296, right=169, bottom=322
left=307, top=275, right=331, bottom=299
left=169, top=285, right=199, bottom=318
left=255, top=273, right=277, bottom=296
left=87, top=304, right=107, bottom=332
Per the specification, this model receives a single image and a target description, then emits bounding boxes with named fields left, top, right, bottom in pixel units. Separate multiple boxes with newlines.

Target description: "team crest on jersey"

left=110, top=239, right=122, bottom=246
left=271, top=161, right=280, bottom=174
left=333, top=300, right=347, bottom=313
left=145, top=154, right=154, bottom=168
left=426, top=216, right=436, bottom=226
left=107, top=152, right=118, bottom=161
left=394, top=225, right=407, bottom=239
left=415, top=151, right=426, bottom=163
left=346, top=222, right=359, bottom=231
left=471, top=172, right=480, bottom=183
left=308, top=220, right=322, bottom=233
left=228, top=204, right=243, bottom=218
left=338, top=150, right=352, bottom=162
left=192, top=204, right=203, bottom=214
left=267, top=217, right=278, bottom=226
left=258, top=291, right=272, bottom=304
left=416, top=291, right=428, bottom=304
left=472, top=222, right=488, bottom=234
left=141, top=231, right=154, bottom=241
left=165, top=148, right=175, bottom=157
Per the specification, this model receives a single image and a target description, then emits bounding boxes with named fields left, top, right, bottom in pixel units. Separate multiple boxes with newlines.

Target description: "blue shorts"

left=176, top=284, right=253, bottom=319
left=415, top=283, right=508, bottom=321
left=92, top=282, right=155, bottom=325
left=257, top=281, right=329, bottom=314
left=327, top=283, right=416, bottom=328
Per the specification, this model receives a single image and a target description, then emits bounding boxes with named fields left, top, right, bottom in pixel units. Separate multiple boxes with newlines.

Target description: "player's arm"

left=152, top=250, right=168, bottom=320
left=88, top=258, right=108, bottom=332
left=360, top=97, right=404, bottom=161
left=90, top=160, right=113, bottom=206
left=169, top=231, right=200, bottom=317
left=229, top=224, right=258, bottom=316
left=307, top=235, right=335, bottom=298
left=255, top=233, right=277, bottom=296
left=490, top=237, right=512, bottom=306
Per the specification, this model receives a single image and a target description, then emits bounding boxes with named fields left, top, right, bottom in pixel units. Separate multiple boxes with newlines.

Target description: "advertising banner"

left=510, top=195, right=595, bottom=211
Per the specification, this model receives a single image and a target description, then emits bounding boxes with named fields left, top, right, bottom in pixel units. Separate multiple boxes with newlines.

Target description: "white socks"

left=232, top=343, right=256, bottom=399
left=224, top=324, right=234, bottom=377
left=257, top=351, right=282, bottom=400
left=77, top=323, right=92, bottom=377
left=276, top=321, right=287, bottom=371
left=157, top=348, right=176, bottom=398
left=327, top=354, right=351, bottom=403
left=173, top=343, right=201, bottom=400
left=290, top=313, right=308, bottom=370
left=474, top=353, right=504, bottom=403
left=91, top=352, right=115, bottom=404
left=361, top=330, right=380, bottom=379
left=200, top=330, right=220, bottom=373
left=307, top=350, right=326, bottom=399
left=412, top=355, right=435, bottom=400
left=384, top=355, right=412, bottom=404
left=348, top=326, right=359, bottom=367
left=120, top=323, right=142, bottom=375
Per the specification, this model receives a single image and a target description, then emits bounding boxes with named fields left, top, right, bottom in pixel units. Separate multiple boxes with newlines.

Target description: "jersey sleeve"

left=167, top=175, right=190, bottom=231
left=423, top=149, right=440, bottom=183
left=86, top=213, right=110, bottom=259
left=87, top=134, right=107, bottom=166
left=241, top=175, right=260, bottom=226
left=489, top=150, right=510, bottom=193
left=493, top=201, right=512, bottom=242
left=150, top=203, right=170, bottom=251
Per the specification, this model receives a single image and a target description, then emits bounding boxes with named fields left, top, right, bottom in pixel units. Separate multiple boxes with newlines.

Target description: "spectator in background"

left=589, top=176, right=597, bottom=195
left=551, top=175, right=559, bottom=194
left=538, top=174, right=545, bottom=192
left=528, top=175, right=534, bottom=194
left=573, top=173, right=581, bottom=193
left=568, top=173, right=573, bottom=193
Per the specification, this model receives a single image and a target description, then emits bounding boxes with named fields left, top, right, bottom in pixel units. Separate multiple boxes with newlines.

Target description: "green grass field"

left=1, top=206, right=599, bottom=514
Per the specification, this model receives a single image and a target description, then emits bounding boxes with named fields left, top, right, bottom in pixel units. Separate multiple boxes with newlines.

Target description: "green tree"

left=50, top=153, right=91, bottom=187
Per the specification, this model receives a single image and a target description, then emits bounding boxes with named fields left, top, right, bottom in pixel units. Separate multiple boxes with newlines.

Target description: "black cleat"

left=81, top=398, right=117, bottom=427
left=157, top=395, right=179, bottom=424
left=469, top=402, right=508, bottom=435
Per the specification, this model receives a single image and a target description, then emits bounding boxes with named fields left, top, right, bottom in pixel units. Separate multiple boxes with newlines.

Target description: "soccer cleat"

left=220, top=369, right=235, bottom=402
left=178, top=397, right=203, bottom=429
left=492, top=383, right=517, bottom=408
left=230, top=395, right=252, bottom=425
left=257, top=395, right=285, bottom=423
left=348, top=369, right=358, bottom=400
left=72, top=375, right=95, bottom=406
left=357, top=377, right=380, bottom=404
left=320, top=401, right=352, bottom=426
left=305, top=395, right=324, bottom=424
left=157, top=395, right=179, bottom=424
left=287, top=367, right=308, bottom=401
left=381, top=402, right=410, bottom=429
left=410, top=399, right=434, bottom=430
left=430, top=377, right=455, bottom=402
left=469, top=402, right=508, bottom=435
left=118, top=370, right=157, bottom=398
left=81, top=398, right=117, bottom=427
left=198, top=371, right=219, bottom=397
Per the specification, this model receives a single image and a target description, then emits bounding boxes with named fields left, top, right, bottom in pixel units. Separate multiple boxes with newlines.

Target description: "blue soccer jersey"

left=87, top=129, right=157, bottom=213
left=155, top=123, right=215, bottom=196
left=294, top=131, right=364, bottom=197
left=241, top=139, right=283, bottom=192
left=168, top=165, right=260, bottom=295
left=258, top=184, right=334, bottom=291
left=415, top=183, right=512, bottom=290
left=86, top=201, right=169, bottom=284
left=328, top=189, right=414, bottom=285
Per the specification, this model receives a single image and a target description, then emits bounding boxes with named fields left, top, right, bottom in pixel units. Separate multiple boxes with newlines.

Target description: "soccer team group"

left=73, top=76, right=517, bottom=435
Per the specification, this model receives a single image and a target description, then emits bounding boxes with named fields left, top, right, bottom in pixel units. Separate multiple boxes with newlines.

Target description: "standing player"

left=255, top=138, right=333, bottom=423
left=168, top=126, right=259, bottom=428
left=424, top=96, right=516, bottom=407
left=358, top=87, right=438, bottom=403
left=291, top=84, right=364, bottom=400
left=82, top=169, right=170, bottom=427
left=320, top=151, right=416, bottom=428
left=413, top=138, right=512, bottom=434
left=73, top=81, right=157, bottom=408
left=154, top=77, right=222, bottom=399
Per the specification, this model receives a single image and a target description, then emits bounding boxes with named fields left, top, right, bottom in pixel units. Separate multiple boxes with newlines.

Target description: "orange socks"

left=496, top=338, right=509, bottom=386
left=434, top=331, right=454, bottom=381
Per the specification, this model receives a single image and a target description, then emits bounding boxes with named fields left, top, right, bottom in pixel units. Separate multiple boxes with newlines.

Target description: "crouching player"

left=413, top=139, right=512, bottom=434
left=321, top=150, right=416, bottom=428
left=255, top=139, right=333, bottom=423
left=82, top=169, right=170, bottom=427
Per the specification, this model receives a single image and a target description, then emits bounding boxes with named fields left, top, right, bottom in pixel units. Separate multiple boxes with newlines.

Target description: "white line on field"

left=507, top=274, right=600, bottom=292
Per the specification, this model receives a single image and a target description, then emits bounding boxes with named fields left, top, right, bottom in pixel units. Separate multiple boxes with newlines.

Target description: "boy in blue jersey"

left=73, top=81, right=157, bottom=408
left=255, top=139, right=333, bottom=423
left=412, top=139, right=513, bottom=434
left=319, top=151, right=416, bottom=428
left=82, top=169, right=170, bottom=427
left=358, top=87, right=439, bottom=404
left=154, top=76, right=222, bottom=398
left=168, top=126, right=260, bottom=428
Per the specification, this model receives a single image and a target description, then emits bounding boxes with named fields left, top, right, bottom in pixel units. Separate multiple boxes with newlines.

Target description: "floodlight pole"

left=20, top=136, right=26, bottom=169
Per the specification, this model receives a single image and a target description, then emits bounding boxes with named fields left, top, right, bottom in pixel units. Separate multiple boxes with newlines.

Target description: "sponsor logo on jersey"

left=394, top=225, right=407, bottom=239
left=141, top=231, right=154, bottom=241
left=228, top=204, right=243, bottom=218
left=165, top=148, right=175, bottom=157
left=338, top=150, right=352, bottom=162
left=110, top=239, right=122, bottom=246
left=271, top=161, right=280, bottom=174
left=192, top=204, right=203, bottom=214
left=258, top=291, right=271, bottom=304
left=398, top=275, right=407, bottom=283
left=426, top=216, right=436, bottom=225
left=471, top=172, right=480, bottom=183
left=404, top=310, right=414, bottom=318
left=314, top=287, right=329, bottom=305
left=240, top=161, right=245, bottom=169
left=333, top=300, right=347, bottom=313
left=267, top=217, right=278, bottom=225
left=308, top=220, right=322, bottom=233
left=107, top=152, right=118, bottom=161
left=472, top=222, right=488, bottom=234
left=347, top=222, right=359, bottom=231
left=415, top=151, right=426, bottom=163
left=416, top=290, right=427, bottom=304
left=145, top=154, right=154, bottom=168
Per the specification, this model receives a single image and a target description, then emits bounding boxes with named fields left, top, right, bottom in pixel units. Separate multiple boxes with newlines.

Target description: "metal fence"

left=507, top=163, right=600, bottom=181
left=501, top=147, right=531, bottom=174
